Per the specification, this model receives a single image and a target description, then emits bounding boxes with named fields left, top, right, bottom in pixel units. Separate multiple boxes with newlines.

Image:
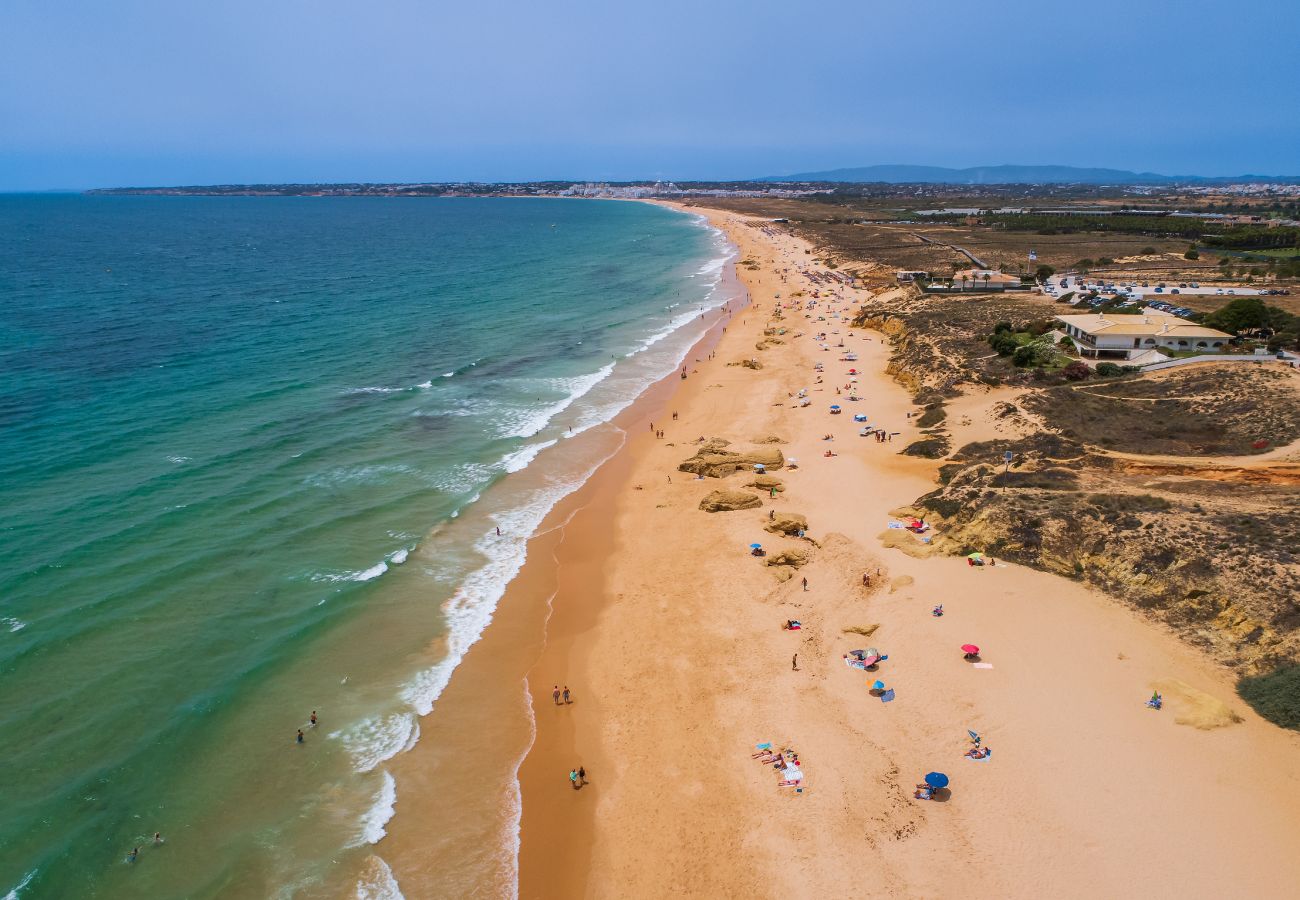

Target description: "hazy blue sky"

left=2, top=0, right=1297, bottom=189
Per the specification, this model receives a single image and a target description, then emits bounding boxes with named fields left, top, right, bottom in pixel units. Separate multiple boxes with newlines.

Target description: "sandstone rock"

left=699, top=490, right=762, bottom=512
left=752, top=434, right=787, bottom=444
left=679, top=445, right=784, bottom=479
left=765, top=548, right=809, bottom=569
left=747, top=474, right=784, bottom=492
left=765, top=513, right=808, bottom=536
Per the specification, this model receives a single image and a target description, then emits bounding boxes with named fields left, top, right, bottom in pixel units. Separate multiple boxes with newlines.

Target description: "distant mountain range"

left=758, top=164, right=1300, bottom=185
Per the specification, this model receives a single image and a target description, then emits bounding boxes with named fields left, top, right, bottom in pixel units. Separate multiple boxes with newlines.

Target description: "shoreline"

left=378, top=204, right=746, bottom=896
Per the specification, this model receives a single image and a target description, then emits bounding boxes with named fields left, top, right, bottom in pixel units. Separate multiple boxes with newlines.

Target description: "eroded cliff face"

left=904, top=436, right=1300, bottom=673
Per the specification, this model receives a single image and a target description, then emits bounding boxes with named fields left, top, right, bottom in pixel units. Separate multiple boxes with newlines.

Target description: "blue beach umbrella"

left=967, top=729, right=981, bottom=743
left=925, top=772, right=949, bottom=789
left=750, top=543, right=763, bottom=549
left=872, top=680, right=885, bottom=691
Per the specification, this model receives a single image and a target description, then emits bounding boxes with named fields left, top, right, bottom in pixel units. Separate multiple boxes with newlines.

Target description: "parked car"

left=1216, top=289, right=1224, bottom=295
left=1154, top=287, right=1164, bottom=293
left=1171, top=289, right=1180, bottom=294
left=1190, top=282, right=1199, bottom=288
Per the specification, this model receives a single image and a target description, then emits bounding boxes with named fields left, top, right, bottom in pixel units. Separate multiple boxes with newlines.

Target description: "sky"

left=2, top=0, right=1298, bottom=189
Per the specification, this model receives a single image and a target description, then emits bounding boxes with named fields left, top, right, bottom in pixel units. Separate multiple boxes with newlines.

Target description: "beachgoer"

left=862, top=573, right=870, bottom=587
left=129, top=847, right=139, bottom=863
left=578, top=766, right=587, bottom=784
left=569, top=769, right=579, bottom=790
left=496, top=526, right=501, bottom=536
left=769, top=509, right=775, bottom=520
left=310, top=711, right=317, bottom=726
left=649, top=422, right=654, bottom=432
left=552, top=685, right=561, bottom=706
left=792, top=653, right=798, bottom=671
left=296, top=729, right=304, bottom=744
left=801, top=576, right=808, bottom=591
left=563, top=686, right=571, bottom=704
left=154, top=832, right=163, bottom=845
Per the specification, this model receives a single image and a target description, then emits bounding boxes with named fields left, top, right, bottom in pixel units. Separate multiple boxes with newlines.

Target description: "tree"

left=993, top=321, right=1014, bottom=334
left=1185, top=247, right=1200, bottom=260
left=1205, top=297, right=1267, bottom=333
left=1034, top=264, right=1055, bottom=282
left=983, top=273, right=991, bottom=291
left=990, top=332, right=1019, bottom=355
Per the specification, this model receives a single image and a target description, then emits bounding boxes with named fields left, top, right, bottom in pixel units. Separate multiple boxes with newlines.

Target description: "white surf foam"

left=310, top=561, right=389, bottom=585
left=350, top=771, right=398, bottom=847
left=500, top=439, right=557, bottom=474
left=3, top=870, right=36, bottom=900
left=3, top=617, right=27, bottom=633
left=388, top=548, right=409, bottom=565
left=499, top=362, right=616, bottom=439
left=354, top=855, right=404, bottom=900
left=335, top=713, right=419, bottom=773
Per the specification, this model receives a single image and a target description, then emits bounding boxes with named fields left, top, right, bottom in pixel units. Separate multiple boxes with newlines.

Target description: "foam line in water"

left=350, top=771, right=398, bottom=847
left=3, top=871, right=37, bottom=900
left=500, top=362, right=616, bottom=439
left=354, top=855, right=404, bottom=900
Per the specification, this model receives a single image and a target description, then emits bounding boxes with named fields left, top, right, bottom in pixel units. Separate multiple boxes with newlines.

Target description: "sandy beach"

left=502, top=204, right=1300, bottom=898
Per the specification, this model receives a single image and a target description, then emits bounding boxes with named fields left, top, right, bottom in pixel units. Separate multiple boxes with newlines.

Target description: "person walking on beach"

left=862, top=572, right=871, bottom=587
left=296, top=729, right=305, bottom=744
left=792, top=653, right=798, bottom=671
left=578, top=766, right=587, bottom=785
left=801, top=576, right=808, bottom=591
left=552, top=685, right=561, bottom=706
left=569, top=769, right=580, bottom=790
left=563, top=686, right=571, bottom=704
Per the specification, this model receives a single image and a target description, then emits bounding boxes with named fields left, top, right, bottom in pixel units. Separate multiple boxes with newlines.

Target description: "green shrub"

left=1140, top=246, right=1158, bottom=255
left=1185, top=248, right=1200, bottom=260
left=993, top=320, right=1013, bottom=334
left=990, top=332, right=1019, bottom=355
left=1238, top=666, right=1300, bottom=730
left=1095, top=362, right=1124, bottom=377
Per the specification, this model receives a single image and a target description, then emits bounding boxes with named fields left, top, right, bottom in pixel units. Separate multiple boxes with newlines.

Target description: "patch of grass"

left=916, top=402, right=947, bottom=428
left=1087, top=493, right=1172, bottom=513
left=1238, top=665, right=1300, bottom=730
left=902, top=436, right=951, bottom=458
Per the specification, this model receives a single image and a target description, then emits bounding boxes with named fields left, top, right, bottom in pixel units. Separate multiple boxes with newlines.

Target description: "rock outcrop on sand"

left=699, top=490, right=762, bottom=512
left=764, top=513, right=808, bottom=536
left=765, top=548, right=809, bottom=569
left=725, top=358, right=763, bottom=370
left=751, top=434, right=787, bottom=444
left=678, top=442, right=784, bottom=479
left=747, top=474, right=784, bottom=492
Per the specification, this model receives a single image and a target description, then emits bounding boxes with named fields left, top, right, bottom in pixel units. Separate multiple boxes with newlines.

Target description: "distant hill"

left=758, top=164, right=1300, bottom=185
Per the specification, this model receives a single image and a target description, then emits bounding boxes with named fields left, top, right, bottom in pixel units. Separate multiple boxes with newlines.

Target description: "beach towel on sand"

left=844, top=658, right=868, bottom=670
left=880, top=689, right=896, bottom=703
left=973, top=663, right=994, bottom=669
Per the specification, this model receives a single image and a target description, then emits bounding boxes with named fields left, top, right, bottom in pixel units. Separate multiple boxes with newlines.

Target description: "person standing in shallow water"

left=296, top=729, right=304, bottom=744
left=309, top=710, right=317, bottom=726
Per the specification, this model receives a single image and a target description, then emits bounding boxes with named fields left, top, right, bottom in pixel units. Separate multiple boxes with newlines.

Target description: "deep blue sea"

left=0, top=195, right=733, bottom=898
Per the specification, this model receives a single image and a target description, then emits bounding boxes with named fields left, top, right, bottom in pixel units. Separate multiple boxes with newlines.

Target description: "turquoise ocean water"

left=0, top=196, right=733, bottom=898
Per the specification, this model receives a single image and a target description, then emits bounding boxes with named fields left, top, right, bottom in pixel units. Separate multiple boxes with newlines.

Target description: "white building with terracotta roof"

left=1056, top=310, right=1232, bottom=361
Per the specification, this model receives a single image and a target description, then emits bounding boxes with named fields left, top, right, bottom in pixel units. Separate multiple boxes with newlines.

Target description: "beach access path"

left=511, top=205, right=1300, bottom=899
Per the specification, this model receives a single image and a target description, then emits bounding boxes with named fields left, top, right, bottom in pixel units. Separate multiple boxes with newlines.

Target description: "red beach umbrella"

left=961, top=644, right=980, bottom=655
